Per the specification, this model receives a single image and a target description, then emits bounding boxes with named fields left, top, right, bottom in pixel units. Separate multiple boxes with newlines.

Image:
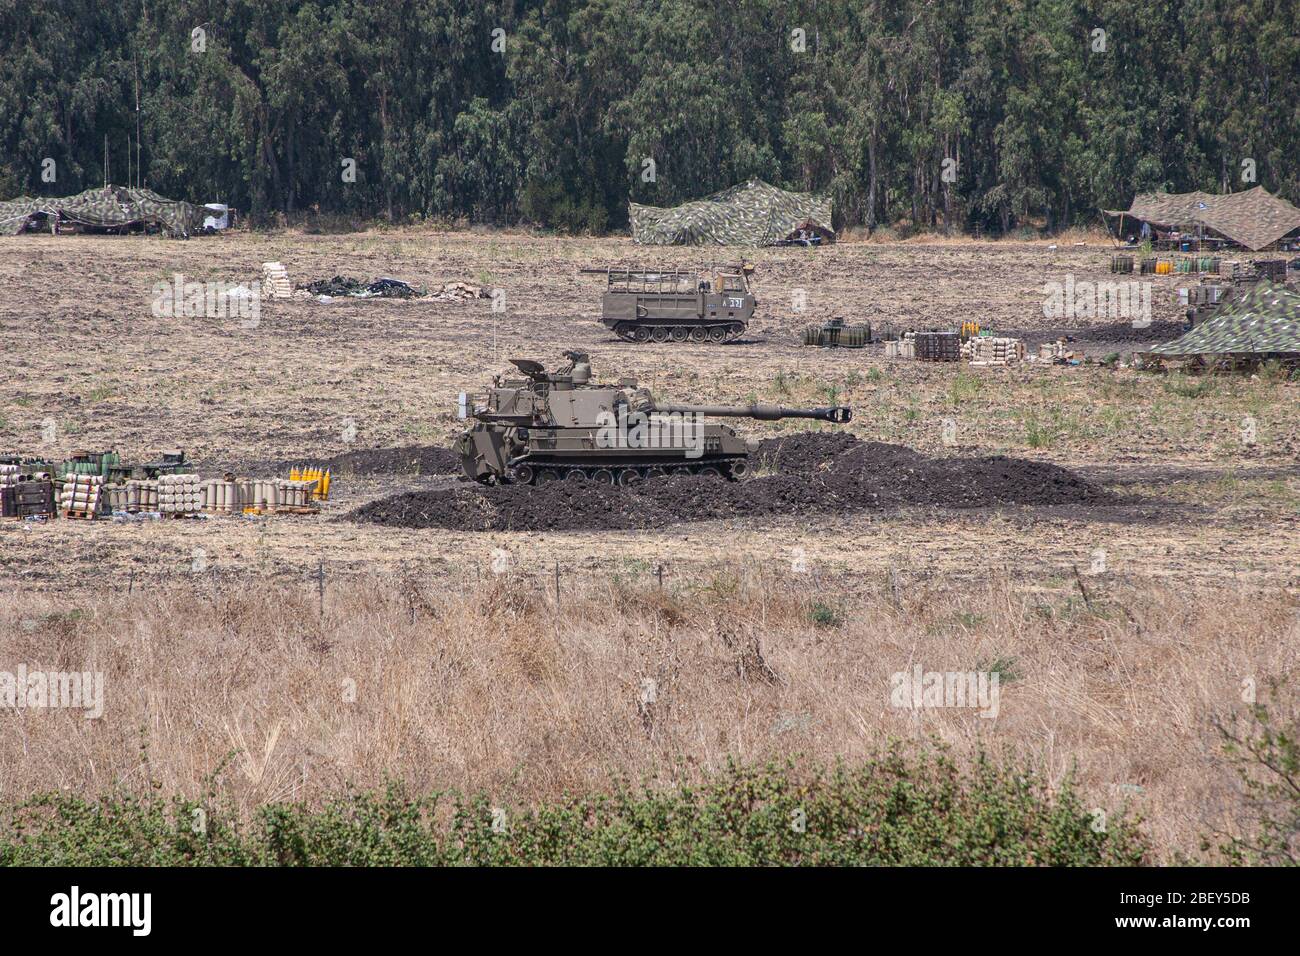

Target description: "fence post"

left=316, top=560, right=326, bottom=618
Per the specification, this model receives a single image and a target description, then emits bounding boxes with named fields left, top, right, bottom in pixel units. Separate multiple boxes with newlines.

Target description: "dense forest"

left=2, top=0, right=1297, bottom=234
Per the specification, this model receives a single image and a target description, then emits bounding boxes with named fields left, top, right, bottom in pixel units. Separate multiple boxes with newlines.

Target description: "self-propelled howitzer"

left=457, top=351, right=852, bottom=485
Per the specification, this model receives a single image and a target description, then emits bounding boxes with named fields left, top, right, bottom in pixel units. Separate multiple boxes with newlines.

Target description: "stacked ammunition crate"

left=103, top=484, right=130, bottom=512
left=914, top=331, right=962, bottom=362
left=202, top=477, right=318, bottom=514
left=884, top=337, right=916, bottom=359
left=1252, top=259, right=1287, bottom=283
left=59, top=474, right=103, bottom=518
left=275, top=479, right=314, bottom=511
left=0, top=463, right=17, bottom=517
left=203, top=478, right=241, bottom=514
left=261, top=262, right=292, bottom=299
left=289, top=466, right=332, bottom=501
left=963, top=336, right=1026, bottom=367
left=238, top=478, right=279, bottom=512
left=158, top=473, right=202, bottom=515
left=13, top=480, right=54, bottom=518
left=124, top=479, right=159, bottom=512
left=1178, top=284, right=1226, bottom=308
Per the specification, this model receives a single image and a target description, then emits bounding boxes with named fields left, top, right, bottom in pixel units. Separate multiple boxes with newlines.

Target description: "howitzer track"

left=504, top=457, right=749, bottom=486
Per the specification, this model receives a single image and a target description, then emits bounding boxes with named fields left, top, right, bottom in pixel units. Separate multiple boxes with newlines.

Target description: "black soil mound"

left=347, top=434, right=1111, bottom=532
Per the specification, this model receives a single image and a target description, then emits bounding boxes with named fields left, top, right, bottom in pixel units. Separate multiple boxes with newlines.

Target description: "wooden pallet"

left=60, top=509, right=97, bottom=520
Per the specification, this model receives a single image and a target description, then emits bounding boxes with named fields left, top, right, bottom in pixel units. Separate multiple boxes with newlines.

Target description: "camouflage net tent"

left=1104, top=187, right=1300, bottom=251
left=630, top=180, right=833, bottom=246
left=0, top=185, right=203, bottom=238
left=1150, top=282, right=1300, bottom=358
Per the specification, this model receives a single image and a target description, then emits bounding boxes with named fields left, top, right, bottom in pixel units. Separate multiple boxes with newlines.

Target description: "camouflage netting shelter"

left=1150, top=282, right=1300, bottom=357
left=630, top=180, right=833, bottom=246
left=0, top=185, right=203, bottom=238
left=1104, top=187, right=1300, bottom=251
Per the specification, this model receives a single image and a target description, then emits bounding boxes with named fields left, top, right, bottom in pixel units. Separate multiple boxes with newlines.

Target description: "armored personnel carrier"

left=458, top=351, right=851, bottom=484
left=581, top=263, right=756, bottom=343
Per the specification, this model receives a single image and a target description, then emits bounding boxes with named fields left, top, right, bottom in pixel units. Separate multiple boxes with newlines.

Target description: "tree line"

left=2, top=0, right=1296, bottom=234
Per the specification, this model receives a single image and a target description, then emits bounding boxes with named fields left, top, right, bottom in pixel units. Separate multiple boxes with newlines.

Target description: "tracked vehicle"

left=581, top=263, right=756, bottom=343
left=458, top=351, right=851, bottom=484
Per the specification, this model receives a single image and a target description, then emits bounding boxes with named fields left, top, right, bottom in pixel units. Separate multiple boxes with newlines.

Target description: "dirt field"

left=1, top=229, right=1296, bottom=591
left=1, top=230, right=1297, bottom=862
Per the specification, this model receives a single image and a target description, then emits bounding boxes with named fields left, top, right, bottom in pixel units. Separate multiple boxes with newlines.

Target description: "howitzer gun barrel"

left=650, top=403, right=852, bottom=423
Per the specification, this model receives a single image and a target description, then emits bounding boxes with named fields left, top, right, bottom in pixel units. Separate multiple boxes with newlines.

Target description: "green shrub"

left=0, top=751, right=1148, bottom=866
left=1163, top=374, right=1218, bottom=399
left=808, top=601, right=843, bottom=627
left=1209, top=682, right=1299, bottom=866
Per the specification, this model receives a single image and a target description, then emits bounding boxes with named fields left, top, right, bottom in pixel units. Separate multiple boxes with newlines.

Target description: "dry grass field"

left=1, top=228, right=1297, bottom=863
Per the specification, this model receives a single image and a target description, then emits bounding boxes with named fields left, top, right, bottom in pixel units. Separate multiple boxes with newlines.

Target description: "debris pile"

left=348, top=434, right=1111, bottom=533
left=429, top=281, right=489, bottom=302
left=302, top=275, right=424, bottom=299
left=1039, top=341, right=1082, bottom=364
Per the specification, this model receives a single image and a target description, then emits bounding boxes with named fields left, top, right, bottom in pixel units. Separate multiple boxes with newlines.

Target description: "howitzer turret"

left=457, top=351, right=852, bottom=485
